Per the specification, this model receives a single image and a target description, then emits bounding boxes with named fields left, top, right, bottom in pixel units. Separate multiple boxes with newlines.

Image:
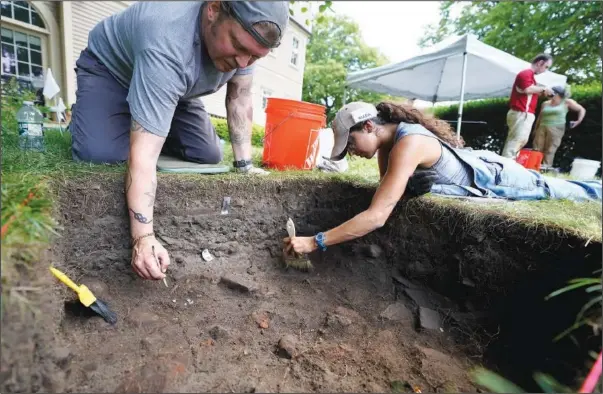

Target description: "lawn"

left=2, top=126, right=601, bottom=245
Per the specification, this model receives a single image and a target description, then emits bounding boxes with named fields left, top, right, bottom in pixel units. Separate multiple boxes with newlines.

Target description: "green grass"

left=1, top=125, right=601, bottom=243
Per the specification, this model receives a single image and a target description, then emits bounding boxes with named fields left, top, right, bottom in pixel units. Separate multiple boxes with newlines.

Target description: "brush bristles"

left=283, top=257, right=314, bottom=272
left=90, top=299, right=118, bottom=325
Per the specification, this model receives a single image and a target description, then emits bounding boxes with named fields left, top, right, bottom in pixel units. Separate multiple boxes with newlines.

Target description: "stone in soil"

left=79, top=276, right=110, bottom=298
left=219, top=274, right=258, bottom=294
left=363, top=244, right=383, bottom=258
left=419, top=307, right=443, bottom=331
left=403, top=287, right=455, bottom=311
left=208, top=325, right=230, bottom=341
left=251, top=311, right=270, bottom=329
left=379, top=302, right=414, bottom=323
left=126, top=310, right=161, bottom=328
left=277, top=334, right=299, bottom=359
left=325, top=306, right=363, bottom=329
left=51, top=346, right=72, bottom=369
left=392, top=273, right=420, bottom=289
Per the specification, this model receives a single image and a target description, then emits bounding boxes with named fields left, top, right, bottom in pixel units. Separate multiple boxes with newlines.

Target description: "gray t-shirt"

left=87, top=1, right=254, bottom=137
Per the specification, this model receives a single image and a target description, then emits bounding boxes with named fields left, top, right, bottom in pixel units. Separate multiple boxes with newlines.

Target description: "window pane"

left=14, top=31, right=27, bottom=47
left=1, top=44, right=16, bottom=75
left=1, top=28, right=13, bottom=44
left=0, top=1, right=12, bottom=18
left=29, top=35, right=41, bottom=51
left=17, top=61, right=29, bottom=77
left=13, top=1, right=29, bottom=9
left=31, top=10, right=45, bottom=28
left=31, top=64, right=42, bottom=77
left=30, top=49, right=41, bottom=65
left=13, top=4, right=29, bottom=24
left=16, top=45, right=28, bottom=62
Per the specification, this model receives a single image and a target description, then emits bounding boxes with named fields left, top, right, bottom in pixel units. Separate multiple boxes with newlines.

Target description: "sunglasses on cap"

left=220, top=2, right=282, bottom=49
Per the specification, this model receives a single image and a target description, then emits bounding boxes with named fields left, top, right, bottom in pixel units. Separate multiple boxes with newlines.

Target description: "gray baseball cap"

left=224, top=1, right=289, bottom=48
left=331, top=102, right=378, bottom=160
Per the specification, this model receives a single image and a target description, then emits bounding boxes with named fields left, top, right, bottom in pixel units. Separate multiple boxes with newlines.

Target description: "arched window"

left=1, top=1, right=46, bottom=81
left=1, top=1, right=45, bottom=28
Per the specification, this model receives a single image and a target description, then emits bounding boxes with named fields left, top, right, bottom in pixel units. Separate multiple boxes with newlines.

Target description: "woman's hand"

left=283, top=236, right=317, bottom=255
left=569, top=120, right=581, bottom=129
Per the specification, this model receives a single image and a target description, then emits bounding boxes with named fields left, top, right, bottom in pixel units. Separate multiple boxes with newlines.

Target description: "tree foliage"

left=420, top=1, right=602, bottom=83
left=302, top=15, right=392, bottom=123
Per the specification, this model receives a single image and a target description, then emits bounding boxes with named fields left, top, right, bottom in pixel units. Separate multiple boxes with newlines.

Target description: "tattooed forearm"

left=228, top=107, right=251, bottom=145
left=129, top=208, right=153, bottom=224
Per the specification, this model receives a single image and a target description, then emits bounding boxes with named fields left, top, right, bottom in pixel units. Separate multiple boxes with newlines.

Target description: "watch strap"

left=233, top=159, right=253, bottom=168
left=315, top=232, right=327, bottom=251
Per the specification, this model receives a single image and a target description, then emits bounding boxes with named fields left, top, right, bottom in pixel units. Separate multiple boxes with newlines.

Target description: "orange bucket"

left=262, top=98, right=326, bottom=170
left=516, top=148, right=544, bottom=170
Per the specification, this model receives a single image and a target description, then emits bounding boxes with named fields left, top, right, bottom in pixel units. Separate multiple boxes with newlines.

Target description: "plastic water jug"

left=17, top=101, right=45, bottom=152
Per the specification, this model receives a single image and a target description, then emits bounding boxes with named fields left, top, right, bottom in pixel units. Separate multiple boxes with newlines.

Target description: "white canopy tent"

left=346, top=34, right=567, bottom=138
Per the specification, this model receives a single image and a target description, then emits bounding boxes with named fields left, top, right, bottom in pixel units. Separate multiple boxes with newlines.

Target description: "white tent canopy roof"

left=346, top=34, right=567, bottom=102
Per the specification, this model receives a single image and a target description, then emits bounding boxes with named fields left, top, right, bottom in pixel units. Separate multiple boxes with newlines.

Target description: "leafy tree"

left=289, top=1, right=332, bottom=26
left=420, top=1, right=602, bottom=83
left=302, top=15, right=393, bottom=123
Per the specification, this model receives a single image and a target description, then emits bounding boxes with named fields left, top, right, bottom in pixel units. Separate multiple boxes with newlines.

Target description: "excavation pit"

left=7, top=176, right=600, bottom=393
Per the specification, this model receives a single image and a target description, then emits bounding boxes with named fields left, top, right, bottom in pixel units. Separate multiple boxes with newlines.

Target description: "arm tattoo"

left=144, top=180, right=157, bottom=207
left=125, top=166, right=133, bottom=194
left=229, top=108, right=251, bottom=145
left=129, top=208, right=153, bottom=224
left=130, top=119, right=151, bottom=134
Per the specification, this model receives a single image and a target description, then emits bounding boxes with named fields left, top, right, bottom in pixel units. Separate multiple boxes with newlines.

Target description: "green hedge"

left=211, top=117, right=265, bottom=147
left=434, top=84, right=602, bottom=171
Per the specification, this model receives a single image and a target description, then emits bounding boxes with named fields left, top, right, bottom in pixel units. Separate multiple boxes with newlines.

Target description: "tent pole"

left=456, top=51, right=468, bottom=142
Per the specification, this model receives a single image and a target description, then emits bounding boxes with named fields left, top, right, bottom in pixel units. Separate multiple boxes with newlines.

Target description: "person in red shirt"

left=501, top=54, right=554, bottom=158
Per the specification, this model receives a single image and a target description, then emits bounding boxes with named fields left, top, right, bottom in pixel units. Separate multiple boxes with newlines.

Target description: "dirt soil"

left=45, top=176, right=480, bottom=393
left=4, top=175, right=599, bottom=393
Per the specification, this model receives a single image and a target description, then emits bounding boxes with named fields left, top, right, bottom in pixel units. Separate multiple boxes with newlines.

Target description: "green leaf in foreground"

left=532, top=372, right=573, bottom=393
left=470, top=367, right=525, bottom=393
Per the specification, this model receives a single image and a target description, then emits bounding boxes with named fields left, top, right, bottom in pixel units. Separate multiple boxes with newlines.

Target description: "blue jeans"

left=431, top=150, right=602, bottom=202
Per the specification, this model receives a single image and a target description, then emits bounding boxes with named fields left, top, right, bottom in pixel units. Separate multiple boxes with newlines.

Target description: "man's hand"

left=131, top=235, right=170, bottom=280
left=406, top=169, right=438, bottom=197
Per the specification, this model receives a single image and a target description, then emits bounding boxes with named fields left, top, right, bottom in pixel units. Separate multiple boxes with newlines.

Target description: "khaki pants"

left=532, top=124, right=566, bottom=166
left=501, top=110, right=535, bottom=159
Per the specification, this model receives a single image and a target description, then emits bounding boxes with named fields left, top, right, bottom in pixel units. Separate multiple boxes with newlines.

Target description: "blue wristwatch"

left=315, top=232, right=327, bottom=251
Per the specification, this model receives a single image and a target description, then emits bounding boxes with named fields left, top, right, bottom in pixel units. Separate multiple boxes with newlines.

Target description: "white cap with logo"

left=330, top=102, right=378, bottom=160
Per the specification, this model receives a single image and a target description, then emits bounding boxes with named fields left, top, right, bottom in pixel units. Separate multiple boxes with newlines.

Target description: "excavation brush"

left=283, top=218, right=313, bottom=272
left=49, top=267, right=118, bottom=325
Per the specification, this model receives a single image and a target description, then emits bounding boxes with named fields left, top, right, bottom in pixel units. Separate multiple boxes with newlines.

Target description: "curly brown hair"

left=376, top=101, right=465, bottom=148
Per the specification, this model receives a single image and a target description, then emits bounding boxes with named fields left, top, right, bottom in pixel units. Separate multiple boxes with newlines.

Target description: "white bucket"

left=317, top=128, right=334, bottom=160
left=569, top=158, right=601, bottom=180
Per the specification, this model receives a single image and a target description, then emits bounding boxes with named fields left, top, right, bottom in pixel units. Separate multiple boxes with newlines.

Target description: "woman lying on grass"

left=284, top=101, right=601, bottom=254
